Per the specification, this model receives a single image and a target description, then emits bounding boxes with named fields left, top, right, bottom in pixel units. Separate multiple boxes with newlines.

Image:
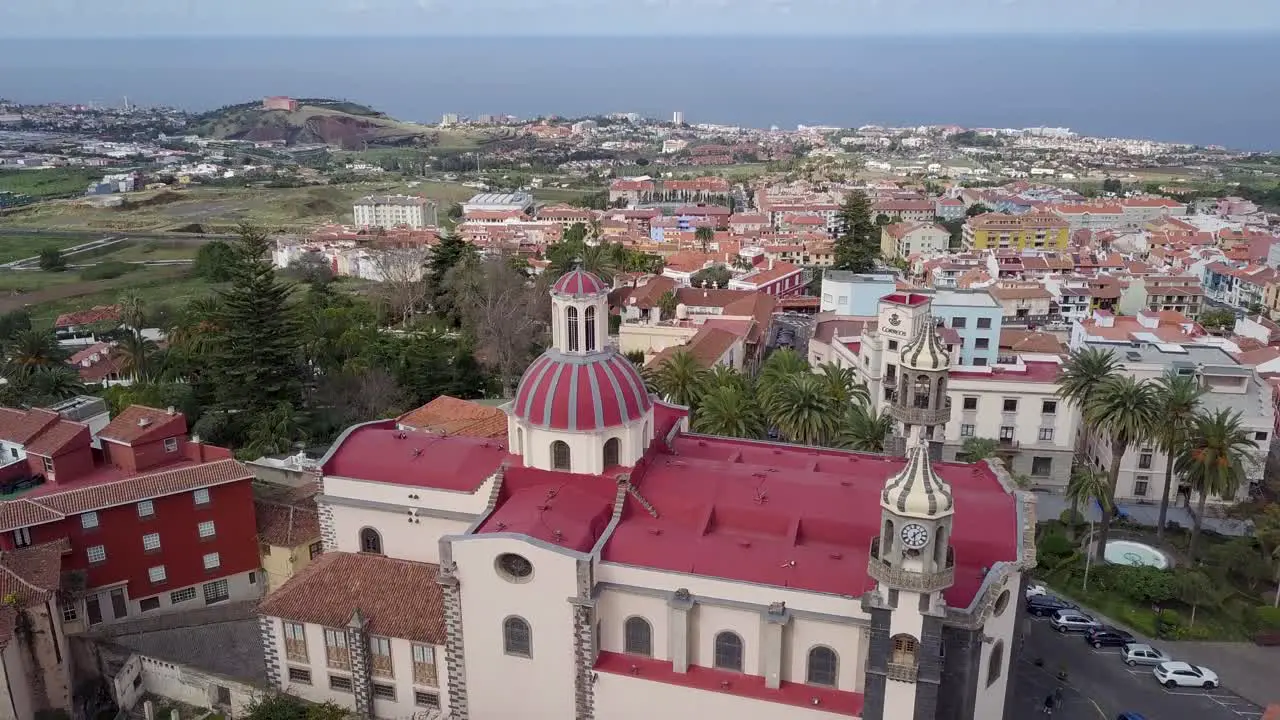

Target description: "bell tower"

left=860, top=426, right=957, bottom=720
left=888, top=309, right=951, bottom=457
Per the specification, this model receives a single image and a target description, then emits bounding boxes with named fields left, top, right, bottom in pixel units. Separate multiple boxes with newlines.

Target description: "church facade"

left=258, top=269, right=1037, bottom=720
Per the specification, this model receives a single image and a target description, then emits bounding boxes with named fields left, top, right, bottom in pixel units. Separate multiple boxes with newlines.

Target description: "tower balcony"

left=886, top=662, right=919, bottom=683
left=868, top=537, right=956, bottom=594
left=887, top=404, right=951, bottom=427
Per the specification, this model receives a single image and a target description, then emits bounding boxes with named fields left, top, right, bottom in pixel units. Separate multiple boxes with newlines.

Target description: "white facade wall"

left=354, top=200, right=429, bottom=229
left=133, top=655, right=258, bottom=717
left=508, top=415, right=652, bottom=476
left=328, top=501, right=468, bottom=565
left=0, top=643, right=36, bottom=720
left=451, top=536, right=580, bottom=720
left=971, top=573, right=1021, bottom=720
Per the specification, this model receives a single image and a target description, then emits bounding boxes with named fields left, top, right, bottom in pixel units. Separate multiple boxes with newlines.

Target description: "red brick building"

left=0, top=404, right=262, bottom=628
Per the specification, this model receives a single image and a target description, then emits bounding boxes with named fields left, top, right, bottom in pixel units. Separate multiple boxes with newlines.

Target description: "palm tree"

left=766, top=373, right=837, bottom=446
left=958, top=437, right=999, bottom=463
left=757, top=348, right=808, bottom=408
left=1152, top=371, right=1205, bottom=539
left=6, top=329, right=65, bottom=379
left=29, top=365, right=86, bottom=402
left=656, top=291, right=679, bottom=321
left=1178, top=408, right=1255, bottom=560
left=1056, top=346, right=1121, bottom=455
left=704, top=365, right=749, bottom=394
left=578, top=243, right=619, bottom=283
left=117, top=332, right=158, bottom=382
left=1065, top=467, right=1112, bottom=539
left=816, top=361, right=870, bottom=407
left=694, top=226, right=714, bottom=253
left=648, top=350, right=706, bottom=409
left=693, top=385, right=765, bottom=439
left=837, top=403, right=894, bottom=452
left=118, top=290, right=146, bottom=335
left=1086, top=375, right=1159, bottom=561
left=731, top=255, right=755, bottom=272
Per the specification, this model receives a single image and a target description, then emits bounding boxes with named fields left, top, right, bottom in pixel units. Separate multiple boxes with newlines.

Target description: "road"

left=1013, top=611, right=1265, bottom=720
left=0, top=227, right=238, bottom=243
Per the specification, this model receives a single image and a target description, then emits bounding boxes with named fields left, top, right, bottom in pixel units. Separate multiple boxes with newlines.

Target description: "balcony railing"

left=888, top=404, right=951, bottom=427
left=868, top=537, right=956, bottom=594
left=886, top=662, right=918, bottom=683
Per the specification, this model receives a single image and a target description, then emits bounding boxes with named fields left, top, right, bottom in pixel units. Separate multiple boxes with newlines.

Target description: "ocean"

left=2, top=35, right=1278, bottom=150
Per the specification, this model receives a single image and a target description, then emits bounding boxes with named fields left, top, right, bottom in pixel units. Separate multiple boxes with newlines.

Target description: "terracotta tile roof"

left=98, top=405, right=185, bottom=445
left=0, top=539, right=69, bottom=648
left=0, top=408, right=61, bottom=446
left=999, top=329, right=1066, bottom=355
left=54, top=305, right=120, bottom=329
left=257, top=552, right=445, bottom=644
left=255, top=498, right=320, bottom=548
left=684, top=327, right=739, bottom=368
left=0, top=458, right=252, bottom=532
left=396, top=396, right=507, bottom=439
left=988, top=285, right=1053, bottom=301
left=813, top=318, right=876, bottom=344
left=24, top=421, right=88, bottom=458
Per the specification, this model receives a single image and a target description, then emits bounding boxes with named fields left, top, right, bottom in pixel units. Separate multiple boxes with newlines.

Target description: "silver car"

left=1121, top=643, right=1170, bottom=667
left=1049, top=609, right=1100, bottom=633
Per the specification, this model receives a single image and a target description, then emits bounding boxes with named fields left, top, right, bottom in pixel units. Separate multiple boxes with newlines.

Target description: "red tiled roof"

left=552, top=269, right=609, bottom=296
left=98, top=405, right=186, bottom=445
left=255, top=499, right=320, bottom=548
left=397, top=396, right=507, bottom=438
left=0, top=458, right=253, bottom=532
left=54, top=305, right=120, bottom=329
left=0, top=408, right=61, bottom=446
left=950, top=361, right=1063, bottom=384
left=24, top=421, right=88, bottom=458
left=257, top=552, right=445, bottom=644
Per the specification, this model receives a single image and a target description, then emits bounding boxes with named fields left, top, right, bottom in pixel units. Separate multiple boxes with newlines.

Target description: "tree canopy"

left=833, top=191, right=879, bottom=273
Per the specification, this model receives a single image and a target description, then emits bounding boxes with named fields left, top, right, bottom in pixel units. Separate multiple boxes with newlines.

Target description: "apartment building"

left=0, top=403, right=262, bottom=629
left=879, top=222, right=950, bottom=260
left=930, top=289, right=1004, bottom=366
left=1118, top=275, right=1206, bottom=319
left=871, top=198, right=935, bottom=222
left=1080, top=341, right=1272, bottom=506
left=818, top=271, right=897, bottom=316
left=1203, top=262, right=1276, bottom=310
left=963, top=212, right=1070, bottom=252
left=353, top=195, right=437, bottom=230
left=986, top=283, right=1055, bottom=324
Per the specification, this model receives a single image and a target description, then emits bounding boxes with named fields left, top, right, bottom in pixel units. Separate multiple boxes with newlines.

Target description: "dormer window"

left=81, top=511, right=99, bottom=529
left=193, top=488, right=210, bottom=506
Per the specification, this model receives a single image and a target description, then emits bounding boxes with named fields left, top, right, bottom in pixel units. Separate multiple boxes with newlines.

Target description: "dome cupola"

left=881, top=427, right=955, bottom=519
left=899, top=311, right=949, bottom=372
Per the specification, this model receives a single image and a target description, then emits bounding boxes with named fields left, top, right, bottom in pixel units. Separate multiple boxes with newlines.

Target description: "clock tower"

left=888, top=309, right=950, bottom=457
left=860, top=426, right=957, bottom=720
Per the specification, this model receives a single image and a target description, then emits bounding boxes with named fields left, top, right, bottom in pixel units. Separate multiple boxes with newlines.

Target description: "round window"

left=496, top=553, right=534, bottom=582
left=993, top=589, right=1011, bottom=617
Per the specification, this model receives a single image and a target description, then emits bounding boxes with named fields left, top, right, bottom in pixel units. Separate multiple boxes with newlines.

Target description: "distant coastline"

left=3, top=34, right=1278, bottom=150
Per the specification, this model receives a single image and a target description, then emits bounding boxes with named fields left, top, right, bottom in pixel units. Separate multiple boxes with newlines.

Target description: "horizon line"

left=4, top=29, right=1280, bottom=40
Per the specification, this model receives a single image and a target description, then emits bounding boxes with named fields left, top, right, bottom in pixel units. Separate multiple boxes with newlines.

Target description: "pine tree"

left=209, top=225, right=303, bottom=425
left=833, top=191, right=879, bottom=273
left=427, top=232, right=476, bottom=319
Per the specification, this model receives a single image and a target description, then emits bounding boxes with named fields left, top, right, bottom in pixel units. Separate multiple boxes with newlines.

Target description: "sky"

left=3, top=0, right=1279, bottom=37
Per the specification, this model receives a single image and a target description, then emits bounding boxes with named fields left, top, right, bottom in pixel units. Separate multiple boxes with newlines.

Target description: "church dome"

left=552, top=269, right=609, bottom=297
left=899, top=312, right=950, bottom=372
left=881, top=432, right=954, bottom=519
left=512, top=349, right=652, bottom=432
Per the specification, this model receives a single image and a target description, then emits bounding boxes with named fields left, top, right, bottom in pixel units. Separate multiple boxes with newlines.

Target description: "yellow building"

left=963, top=212, right=1070, bottom=251
left=255, top=483, right=322, bottom=595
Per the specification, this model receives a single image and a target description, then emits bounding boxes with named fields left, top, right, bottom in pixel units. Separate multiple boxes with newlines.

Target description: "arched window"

left=359, top=527, right=382, bottom=554
left=934, top=526, right=948, bottom=566
left=913, top=375, right=931, bottom=409
left=551, top=441, right=571, bottom=471
left=882, top=518, right=895, bottom=554
left=516, top=427, right=524, bottom=456
left=986, top=640, right=1004, bottom=686
left=584, top=306, right=597, bottom=351
left=806, top=646, right=839, bottom=687
left=602, top=437, right=620, bottom=468
left=713, top=631, right=743, bottom=672
left=566, top=307, right=580, bottom=352
left=624, top=617, right=652, bottom=656
left=891, top=635, right=918, bottom=666
left=503, top=616, right=532, bottom=658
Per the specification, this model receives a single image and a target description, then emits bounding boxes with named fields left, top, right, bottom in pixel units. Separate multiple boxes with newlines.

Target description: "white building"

left=462, top=192, right=536, bottom=215
left=1079, top=341, right=1273, bottom=506
left=353, top=195, right=437, bottom=230
left=259, top=269, right=1036, bottom=720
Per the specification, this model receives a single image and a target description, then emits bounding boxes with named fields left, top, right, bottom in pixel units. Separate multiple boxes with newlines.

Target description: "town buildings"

left=353, top=195, right=437, bottom=230
left=257, top=269, right=1036, bottom=720
left=880, top=222, right=950, bottom=261
left=461, top=192, right=535, bottom=216
left=962, top=213, right=1070, bottom=252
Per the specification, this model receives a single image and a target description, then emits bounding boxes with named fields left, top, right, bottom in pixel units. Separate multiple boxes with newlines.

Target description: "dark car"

left=1117, top=714, right=1148, bottom=720
left=1026, top=594, right=1078, bottom=617
left=1086, top=627, right=1136, bottom=648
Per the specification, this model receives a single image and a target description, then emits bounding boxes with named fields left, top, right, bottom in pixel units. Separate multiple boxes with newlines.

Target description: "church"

left=257, top=269, right=1037, bottom=720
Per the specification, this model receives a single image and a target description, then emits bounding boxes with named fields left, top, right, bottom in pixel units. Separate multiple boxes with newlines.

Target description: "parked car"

left=1050, top=609, right=1100, bottom=633
left=1025, top=583, right=1047, bottom=599
left=1086, top=627, right=1136, bottom=648
left=1026, top=594, right=1078, bottom=617
left=1121, top=643, right=1171, bottom=667
left=1153, top=661, right=1220, bottom=689
left=1117, top=714, right=1148, bottom=720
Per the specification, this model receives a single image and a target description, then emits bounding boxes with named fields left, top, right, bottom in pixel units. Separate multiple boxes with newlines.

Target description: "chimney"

left=166, top=406, right=175, bottom=415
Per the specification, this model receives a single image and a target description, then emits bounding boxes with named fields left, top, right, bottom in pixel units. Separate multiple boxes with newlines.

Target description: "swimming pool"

left=1103, top=540, right=1171, bottom=570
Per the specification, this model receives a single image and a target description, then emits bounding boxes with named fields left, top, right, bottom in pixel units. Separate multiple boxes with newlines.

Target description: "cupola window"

left=551, top=441, right=571, bottom=471
left=566, top=307, right=580, bottom=352
left=584, top=306, right=597, bottom=351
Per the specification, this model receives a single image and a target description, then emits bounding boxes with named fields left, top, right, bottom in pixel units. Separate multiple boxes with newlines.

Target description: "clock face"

left=889, top=313, right=901, bottom=327
left=901, top=523, right=930, bottom=549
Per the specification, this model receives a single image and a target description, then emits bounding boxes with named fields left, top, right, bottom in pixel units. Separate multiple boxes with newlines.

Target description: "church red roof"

left=512, top=351, right=653, bottom=432
left=552, top=269, right=609, bottom=296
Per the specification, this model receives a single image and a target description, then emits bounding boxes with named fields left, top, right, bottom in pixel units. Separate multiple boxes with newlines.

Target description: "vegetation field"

left=0, top=168, right=105, bottom=199
left=0, top=265, right=220, bottom=324
left=0, top=180, right=486, bottom=233
left=0, top=235, right=77, bottom=264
